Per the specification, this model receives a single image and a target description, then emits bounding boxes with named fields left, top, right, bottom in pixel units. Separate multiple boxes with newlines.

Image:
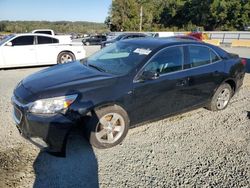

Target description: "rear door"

left=2, top=35, right=37, bottom=67
left=181, top=45, right=225, bottom=107
left=35, top=35, right=59, bottom=65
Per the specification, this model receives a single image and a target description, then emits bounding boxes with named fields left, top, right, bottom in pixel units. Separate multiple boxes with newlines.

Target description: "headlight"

left=29, top=94, right=77, bottom=114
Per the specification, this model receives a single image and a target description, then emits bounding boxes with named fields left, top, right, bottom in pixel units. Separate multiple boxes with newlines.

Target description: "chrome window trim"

left=133, top=44, right=222, bottom=83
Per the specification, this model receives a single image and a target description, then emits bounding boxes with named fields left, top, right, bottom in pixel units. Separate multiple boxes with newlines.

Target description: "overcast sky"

left=0, top=0, right=111, bottom=23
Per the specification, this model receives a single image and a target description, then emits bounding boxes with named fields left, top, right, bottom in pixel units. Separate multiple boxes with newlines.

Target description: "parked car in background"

left=101, top=32, right=148, bottom=48
left=244, top=26, right=250, bottom=31
left=32, top=29, right=56, bottom=35
left=82, top=35, right=107, bottom=45
left=187, top=28, right=209, bottom=41
left=0, top=33, right=86, bottom=68
left=12, top=38, right=246, bottom=156
left=32, top=29, right=72, bottom=44
left=0, top=35, right=5, bottom=40
left=171, top=35, right=200, bottom=41
left=69, top=33, right=79, bottom=39
left=106, top=32, right=120, bottom=41
left=149, top=32, right=175, bottom=38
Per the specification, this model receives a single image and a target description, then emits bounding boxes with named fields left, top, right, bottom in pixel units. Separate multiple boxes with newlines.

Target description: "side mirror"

left=5, top=42, right=13, bottom=46
left=139, top=70, right=159, bottom=81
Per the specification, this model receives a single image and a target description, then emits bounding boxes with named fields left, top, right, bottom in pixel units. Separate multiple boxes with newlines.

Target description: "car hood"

left=21, top=61, right=114, bottom=95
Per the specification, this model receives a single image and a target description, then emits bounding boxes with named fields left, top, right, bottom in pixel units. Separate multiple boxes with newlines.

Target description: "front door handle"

left=176, top=79, right=187, bottom=87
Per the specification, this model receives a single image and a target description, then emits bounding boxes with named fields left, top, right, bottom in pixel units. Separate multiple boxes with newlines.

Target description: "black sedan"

left=101, top=32, right=148, bottom=48
left=82, top=35, right=107, bottom=45
left=12, top=38, right=246, bottom=156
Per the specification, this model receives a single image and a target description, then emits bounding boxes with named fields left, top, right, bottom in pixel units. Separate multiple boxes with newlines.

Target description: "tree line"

left=106, top=0, right=250, bottom=31
left=0, top=21, right=108, bottom=34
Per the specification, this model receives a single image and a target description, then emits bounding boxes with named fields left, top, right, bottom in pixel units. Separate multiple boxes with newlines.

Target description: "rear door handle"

left=213, top=71, right=220, bottom=76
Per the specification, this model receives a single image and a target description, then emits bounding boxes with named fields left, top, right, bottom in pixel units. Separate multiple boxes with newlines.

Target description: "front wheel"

left=84, top=105, right=129, bottom=149
left=206, top=83, right=233, bottom=111
left=57, top=52, right=75, bottom=64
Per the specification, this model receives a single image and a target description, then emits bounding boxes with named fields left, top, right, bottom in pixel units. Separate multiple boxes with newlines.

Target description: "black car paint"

left=12, top=38, right=246, bottom=155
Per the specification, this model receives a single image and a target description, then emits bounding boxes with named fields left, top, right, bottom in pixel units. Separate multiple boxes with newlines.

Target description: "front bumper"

left=12, top=96, right=75, bottom=154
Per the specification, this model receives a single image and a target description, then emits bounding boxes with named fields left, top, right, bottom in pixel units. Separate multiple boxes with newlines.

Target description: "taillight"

left=241, top=58, right=247, bottom=66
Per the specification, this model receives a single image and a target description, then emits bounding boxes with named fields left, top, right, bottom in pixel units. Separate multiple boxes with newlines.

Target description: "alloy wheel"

left=95, top=113, right=125, bottom=144
left=216, top=88, right=231, bottom=110
left=60, top=54, right=73, bottom=64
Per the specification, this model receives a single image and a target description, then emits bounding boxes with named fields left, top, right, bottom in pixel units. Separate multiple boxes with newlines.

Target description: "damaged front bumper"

left=12, top=95, right=76, bottom=156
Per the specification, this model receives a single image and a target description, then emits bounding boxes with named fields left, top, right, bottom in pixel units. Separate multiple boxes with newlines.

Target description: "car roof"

left=13, top=33, right=57, bottom=38
left=120, top=37, right=204, bottom=49
left=119, top=32, right=146, bottom=36
left=120, top=37, right=230, bottom=59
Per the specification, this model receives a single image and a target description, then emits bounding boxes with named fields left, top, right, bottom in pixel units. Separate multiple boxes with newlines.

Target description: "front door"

left=132, top=46, right=190, bottom=123
left=2, top=35, right=37, bottom=67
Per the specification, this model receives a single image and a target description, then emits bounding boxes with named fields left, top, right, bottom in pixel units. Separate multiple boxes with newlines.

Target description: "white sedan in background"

left=0, top=33, right=86, bottom=68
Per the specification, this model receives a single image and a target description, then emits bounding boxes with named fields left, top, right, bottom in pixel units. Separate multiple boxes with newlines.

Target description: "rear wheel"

left=84, top=105, right=129, bottom=149
left=57, top=52, right=75, bottom=64
left=206, top=83, right=233, bottom=111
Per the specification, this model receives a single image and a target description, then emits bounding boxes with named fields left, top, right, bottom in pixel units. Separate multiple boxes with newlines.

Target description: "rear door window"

left=188, top=46, right=210, bottom=68
left=37, top=36, right=59, bottom=44
left=11, top=36, right=34, bottom=46
left=187, top=46, right=220, bottom=68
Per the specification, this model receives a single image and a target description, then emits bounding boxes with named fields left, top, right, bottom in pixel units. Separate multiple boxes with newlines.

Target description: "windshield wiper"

left=88, top=64, right=106, bottom=72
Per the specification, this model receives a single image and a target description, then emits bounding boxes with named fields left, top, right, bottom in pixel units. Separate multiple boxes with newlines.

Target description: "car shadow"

left=33, top=131, right=99, bottom=188
left=244, top=58, right=250, bottom=73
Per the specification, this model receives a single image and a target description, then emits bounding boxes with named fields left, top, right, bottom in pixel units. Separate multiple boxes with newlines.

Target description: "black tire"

left=57, top=52, right=75, bottom=64
left=206, top=83, right=233, bottom=111
left=84, top=105, right=130, bottom=149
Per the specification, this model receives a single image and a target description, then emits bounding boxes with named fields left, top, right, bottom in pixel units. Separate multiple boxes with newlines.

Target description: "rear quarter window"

left=210, top=50, right=220, bottom=62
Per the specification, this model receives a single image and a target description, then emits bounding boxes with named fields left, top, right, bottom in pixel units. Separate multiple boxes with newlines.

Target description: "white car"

left=0, top=33, right=86, bottom=68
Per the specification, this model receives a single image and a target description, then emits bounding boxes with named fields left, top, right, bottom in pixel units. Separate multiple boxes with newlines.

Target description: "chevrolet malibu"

left=12, top=38, right=246, bottom=156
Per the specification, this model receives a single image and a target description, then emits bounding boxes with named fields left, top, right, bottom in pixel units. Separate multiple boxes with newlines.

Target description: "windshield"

left=0, top=34, right=15, bottom=46
left=83, top=42, right=153, bottom=75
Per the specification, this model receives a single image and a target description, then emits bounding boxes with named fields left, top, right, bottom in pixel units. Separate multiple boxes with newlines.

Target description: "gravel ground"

left=0, top=46, right=249, bottom=187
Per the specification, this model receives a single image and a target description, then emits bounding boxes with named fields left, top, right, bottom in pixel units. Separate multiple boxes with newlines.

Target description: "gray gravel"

left=0, top=46, right=249, bottom=187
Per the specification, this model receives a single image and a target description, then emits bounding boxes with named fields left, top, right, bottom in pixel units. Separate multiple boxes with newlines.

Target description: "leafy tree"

left=0, top=21, right=108, bottom=34
left=107, top=0, right=250, bottom=31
